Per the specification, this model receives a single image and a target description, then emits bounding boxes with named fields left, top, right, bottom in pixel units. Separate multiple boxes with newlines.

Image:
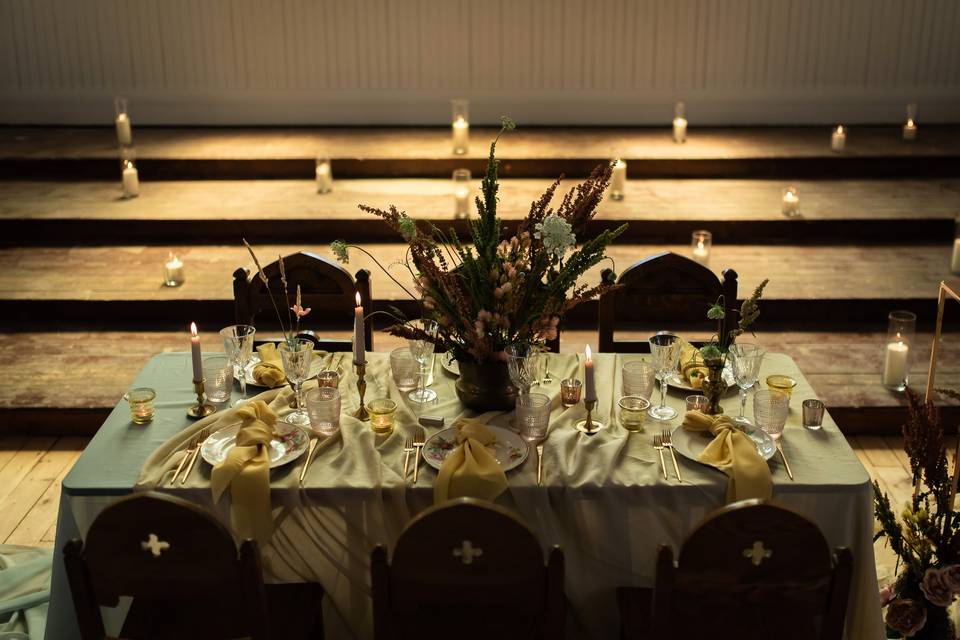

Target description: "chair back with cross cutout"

left=598, top=251, right=737, bottom=353
left=649, top=499, right=853, bottom=640
left=63, top=492, right=270, bottom=640
left=234, top=250, right=372, bottom=352
left=371, top=497, right=564, bottom=640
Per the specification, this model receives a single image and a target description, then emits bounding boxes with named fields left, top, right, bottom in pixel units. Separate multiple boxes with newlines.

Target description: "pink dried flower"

left=494, top=287, right=505, bottom=299
left=942, top=565, right=960, bottom=593
left=291, top=304, right=311, bottom=319
left=879, top=583, right=896, bottom=607
left=921, top=567, right=956, bottom=607
left=885, top=599, right=927, bottom=637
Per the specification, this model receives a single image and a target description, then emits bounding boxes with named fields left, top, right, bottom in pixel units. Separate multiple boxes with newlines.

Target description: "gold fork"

left=412, top=426, right=426, bottom=483
left=661, top=428, right=683, bottom=483
left=402, top=438, right=414, bottom=481
left=180, top=427, right=210, bottom=485
left=653, top=435, right=668, bottom=480
left=170, top=432, right=201, bottom=485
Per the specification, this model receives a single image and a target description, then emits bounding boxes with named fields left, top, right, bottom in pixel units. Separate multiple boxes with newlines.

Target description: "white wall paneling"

left=1, top=0, right=958, bottom=125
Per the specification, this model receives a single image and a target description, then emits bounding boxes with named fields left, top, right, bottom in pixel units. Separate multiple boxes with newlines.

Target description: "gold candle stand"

left=353, top=361, right=370, bottom=421
left=187, top=379, right=215, bottom=418
left=574, top=398, right=605, bottom=435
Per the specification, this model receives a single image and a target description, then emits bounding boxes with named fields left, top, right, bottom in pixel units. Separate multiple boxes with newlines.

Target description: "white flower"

left=534, top=215, right=576, bottom=258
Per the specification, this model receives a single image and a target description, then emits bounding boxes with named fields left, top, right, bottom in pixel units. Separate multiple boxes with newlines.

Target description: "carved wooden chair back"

left=63, top=492, right=271, bottom=640
left=650, top=499, right=853, bottom=640
left=233, top=251, right=372, bottom=352
left=371, top=497, right=565, bottom=640
left=598, top=251, right=737, bottom=353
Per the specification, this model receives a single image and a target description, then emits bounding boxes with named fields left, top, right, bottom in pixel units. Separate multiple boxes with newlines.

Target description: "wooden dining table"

left=44, top=349, right=883, bottom=639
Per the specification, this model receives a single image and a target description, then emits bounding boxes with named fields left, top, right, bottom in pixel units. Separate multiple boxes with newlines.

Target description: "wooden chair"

left=617, top=499, right=853, bottom=640
left=598, top=251, right=738, bottom=353
left=234, top=251, right=372, bottom=352
left=63, top=492, right=325, bottom=640
left=371, top=497, right=565, bottom=640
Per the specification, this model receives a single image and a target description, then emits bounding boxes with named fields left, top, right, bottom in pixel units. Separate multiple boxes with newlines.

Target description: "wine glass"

left=506, top=343, right=538, bottom=397
left=220, top=325, right=256, bottom=406
left=647, top=332, right=681, bottom=421
left=408, top=319, right=439, bottom=403
left=279, top=339, right=314, bottom=426
left=729, top=343, right=766, bottom=426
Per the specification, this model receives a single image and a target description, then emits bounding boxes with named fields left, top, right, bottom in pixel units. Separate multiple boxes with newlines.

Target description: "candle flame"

left=190, top=322, right=198, bottom=336
left=585, top=344, right=592, bottom=361
left=697, top=239, right=705, bottom=250
left=355, top=291, right=362, bottom=307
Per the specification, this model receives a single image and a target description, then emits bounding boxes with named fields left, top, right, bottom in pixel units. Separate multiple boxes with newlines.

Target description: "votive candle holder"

left=124, top=387, right=156, bottom=424
left=368, top=398, right=397, bottom=436
left=560, top=379, right=583, bottom=408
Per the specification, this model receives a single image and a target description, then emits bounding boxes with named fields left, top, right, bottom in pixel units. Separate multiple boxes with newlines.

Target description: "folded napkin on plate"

left=434, top=419, right=508, bottom=504
left=210, top=400, right=276, bottom=542
left=681, top=411, right=772, bottom=503
left=679, top=342, right=707, bottom=389
left=253, top=343, right=286, bottom=388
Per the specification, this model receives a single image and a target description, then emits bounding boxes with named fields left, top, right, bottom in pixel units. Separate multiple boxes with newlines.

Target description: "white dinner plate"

left=200, top=419, right=311, bottom=469
left=667, top=364, right=736, bottom=392
left=240, top=354, right=327, bottom=389
left=670, top=421, right=776, bottom=464
left=440, top=353, right=460, bottom=377
left=422, top=425, right=528, bottom=471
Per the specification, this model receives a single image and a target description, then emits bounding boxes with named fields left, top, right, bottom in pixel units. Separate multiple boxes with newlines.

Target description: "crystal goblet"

left=648, top=332, right=681, bottom=421
left=408, top=319, right=439, bottom=403
left=220, top=325, right=256, bottom=406
left=279, top=339, right=314, bottom=426
left=729, top=343, right=766, bottom=426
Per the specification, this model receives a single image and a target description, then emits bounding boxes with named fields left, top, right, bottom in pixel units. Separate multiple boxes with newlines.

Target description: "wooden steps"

left=4, top=178, right=957, bottom=245
left=3, top=125, right=959, bottom=180
left=1, top=330, right=955, bottom=437
left=0, top=244, right=954, bottom=330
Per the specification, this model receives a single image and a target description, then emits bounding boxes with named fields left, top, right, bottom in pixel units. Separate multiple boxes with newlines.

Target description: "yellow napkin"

left=253, top=343, right=286, bottom=388
left=679, top=342, right=707, bottom=389
left=210, top=400, right=276, bottom=542
left=681, top=411, right=772, bottom=503
left=434, top=419, right=509, bottom=504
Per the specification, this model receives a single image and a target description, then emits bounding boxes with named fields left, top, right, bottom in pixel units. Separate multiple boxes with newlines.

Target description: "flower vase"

left=701, top=359, right=727, bottom=415
left=455, top=360, right=517, bottom=412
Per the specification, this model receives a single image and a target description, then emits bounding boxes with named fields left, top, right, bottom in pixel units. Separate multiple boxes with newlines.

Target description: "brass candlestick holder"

left=574, top=398, right=605, bottom=435
left=187, top=379, right=215, bottom=418
left=353, top=361, right=370, bottom=421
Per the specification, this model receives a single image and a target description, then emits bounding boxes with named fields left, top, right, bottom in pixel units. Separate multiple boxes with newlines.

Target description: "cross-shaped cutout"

left=452, top=540, right=483, bottom=565
left=141, top=533, right=171, bottom=558
left=742, top=540, right=772, bottom=566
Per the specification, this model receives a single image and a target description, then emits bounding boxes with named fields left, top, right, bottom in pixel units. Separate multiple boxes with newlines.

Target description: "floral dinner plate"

left=440, top=353, right=460, bottom=377
left=666, top=364, right=736, bottom=392
left=200, top=419, right=310, bottom=469
left=422, top=425, right=528, bottom=471
left=669, top=421, right=776, bottom=464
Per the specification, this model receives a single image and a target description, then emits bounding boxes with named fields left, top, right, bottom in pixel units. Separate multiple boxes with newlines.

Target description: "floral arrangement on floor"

left=331, top=117, right=626, bottom=364
left=874, top=388, right=960, bottom=639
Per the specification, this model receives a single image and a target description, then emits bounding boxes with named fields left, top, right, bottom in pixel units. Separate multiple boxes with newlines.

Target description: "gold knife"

left=180, top=446, right=201, bottom=485
left=778, top=443, right=794, bottom=480
left=299, top=438, right=318, bottom=485
left=170, top=448, right=191, bottom=485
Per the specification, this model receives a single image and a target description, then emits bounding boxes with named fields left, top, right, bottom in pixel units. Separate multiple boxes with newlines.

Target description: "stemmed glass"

left=729, top=344, right=766, bottom=426
left=506, top=343, right=538, bottom=397
left=220, top=325, right=256, bottom=406
left=279, top=339, right=314, bottom=426
left=648, top=332, right=681, bottom=421
left=408, top=319, right=439, bottom=403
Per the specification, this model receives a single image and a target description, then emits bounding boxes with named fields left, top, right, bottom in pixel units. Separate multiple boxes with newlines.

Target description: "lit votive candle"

left=452, top=99, right=470, bottom=155
left=882, top=341, right=909, bottom=389
left=367, top=398, right=397, bottom=436
left=610, top=158, right=627, bottom=201
left=163, top=252, right=185, bottom=287
left=122, top=160, right=140, bottom=199
left=124, top=387, right=156, bottom=424
left=782, top=186, right=800, bottom=217
left=690, top=230, right=711, bottom=265
left=453, top=168, right=471, bottom=218
left=114, top=97, right=132, bottom=147
left=673, top=101, right=687, bottom=143
left=315, top=157, right=333, bottom=194
left=903, top=103, right=918, bottom=141
left=831, top=125, right=846, bottom=152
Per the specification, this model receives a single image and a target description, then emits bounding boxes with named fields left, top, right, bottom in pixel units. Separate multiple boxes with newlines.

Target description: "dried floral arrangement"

left=242, top=240, right=311, bottom=349
left=874, top=388, right=960, bottom=639
left=331, top=117, right=627, bottom=364
left=698, top=279, right=769, bottom=364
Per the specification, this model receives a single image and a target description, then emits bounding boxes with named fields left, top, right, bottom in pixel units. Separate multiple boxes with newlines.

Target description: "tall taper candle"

left=584, top=345, right=597, bottom=403
left=190, top=322, right=203, bottom=381
left=354, top=291, right=366, bottom=364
